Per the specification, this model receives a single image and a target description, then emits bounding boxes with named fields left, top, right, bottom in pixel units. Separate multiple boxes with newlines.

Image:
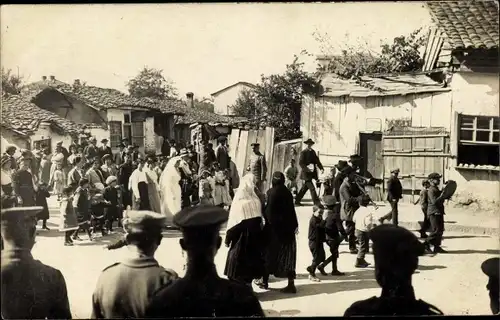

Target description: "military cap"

left=250, top=142, right=260, bottom=147
left=335, top=160, right=348, bottom=169
left=428, top=172, right=442, bottom=180
left=101, top=138, right=108, bottom=143
left=1, top=207, right=43, bottom=236
left=122, top=210, right=167, bottom=234
left=101, top=154, right=111, bottom=162
left=173, top=205, right=228, bottom=230
left=481, top=258, right=499, bottom=279
left=105, top=175, right=117, bottom=185
left=391, top=168, right=400, bottom=174
left=322, top=195, right=337, bottom=206
left=304, top=138, right=315, bottom=145
left=369, top=224, right=425, bottom=257
left=349, top=154, right=363, bottom=161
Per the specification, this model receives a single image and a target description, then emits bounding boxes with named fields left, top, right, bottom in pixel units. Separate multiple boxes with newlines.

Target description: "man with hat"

left=379, top=168, right=403, bottom=226
left=348, top=154, right=363, bottom=173
left=481, top=257, right=499, bottom=315
left=339, top=164, right=362, bottom=254
left=344, top=224, right=443, bottom=316
left=3, top=145, right=18, bottom=172
left=246, top=142, right=267, bottom=192
left=84, top=137, right=99, bottom=161
left=215, top=136, right=230, bottom=171
left=178, top=148, right=194, bottom=209
left=100, top=154, right=117, bottom=181
left=333, top=160, right=349, bottom=202
left=1, top=207, right=72, bottom=319
left=98, top=138, right=113, bottom=160
left=423, top=172, right=447, bottom=254
left=91, top=210, right=178, bottom=318
left=145, top=205, right=264, bottom=318
left=114, top=143, right=126, bottom=166
left=295, top=138, right=324, bottom=206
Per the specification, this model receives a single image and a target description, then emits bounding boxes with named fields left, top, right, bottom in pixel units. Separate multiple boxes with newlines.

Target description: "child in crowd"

left=59, top=186, right=79, bottom=246
left=212, top=166, right=232, bottom=209
left=316, top=195, right=347, bottom=276
left=90, top=193, right=111, bottom=237
left=284, top=159, right=299, bottom=196
left=415, top=179, right=431, bottom=239
left=352, top=194, right=378, bottom=268
left=103, top=176, right=122, bottom=232
left=50, top=162, right=66, bottom=200
left=321, top=167, right=337, bottom=197
left=73, top=178, right=93, bottom=241
left=35, top=182, right=51, bottom=231
left=199, top=170, right=214, bottom=206
left=307, top=204, right=326, bottom=282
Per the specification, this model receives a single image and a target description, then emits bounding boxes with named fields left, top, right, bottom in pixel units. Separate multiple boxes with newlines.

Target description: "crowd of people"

left=1, top=137, right=498, bottom=318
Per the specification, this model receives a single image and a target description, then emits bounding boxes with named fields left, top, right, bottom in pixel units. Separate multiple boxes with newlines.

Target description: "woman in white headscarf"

left=223, top=173, right=265, bottom=288
left=159, top=155, right=183, bottom=221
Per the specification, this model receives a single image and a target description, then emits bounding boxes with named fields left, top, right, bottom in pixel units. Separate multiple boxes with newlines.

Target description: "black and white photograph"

left=1, top=1, right=499, bottom=318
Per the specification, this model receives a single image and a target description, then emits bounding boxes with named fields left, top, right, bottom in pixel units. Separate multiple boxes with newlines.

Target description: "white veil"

left=159, top=155, right=183, bottom=221
left=226, top=173, right=263, bottom=231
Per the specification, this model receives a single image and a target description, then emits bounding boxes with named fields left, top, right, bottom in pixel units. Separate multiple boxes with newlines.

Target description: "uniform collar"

left=1, top=249, right=34, bottom=260
left=121, top=256, right=159, bottom=268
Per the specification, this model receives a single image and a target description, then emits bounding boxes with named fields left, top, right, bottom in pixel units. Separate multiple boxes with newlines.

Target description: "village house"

left=1, top=94, right=85, bottom=154
left=21, top=76, right=184, bottom=155
left=210, top=81, right=257, bottom=116
left=301, top=0, right=499, bottom=208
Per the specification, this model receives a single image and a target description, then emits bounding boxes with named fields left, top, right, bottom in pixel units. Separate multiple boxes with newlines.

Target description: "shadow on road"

left=443, top=235, right=490, bottom=240
left=256, top=279, right=379, bottom=302
left=444, top=249, right=500, bottom=255
left=417, top=265, right=447, bottom=271
left=264, top=309, right=301, bottom=317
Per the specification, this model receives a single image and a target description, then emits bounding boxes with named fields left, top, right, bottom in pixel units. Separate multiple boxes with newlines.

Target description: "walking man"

left=424, top=172, right=447, bottom=254
left=379, top=168, right=402, bottom=225
left=247, top=142, right=267, bottom=192
left=295, top=139, right=324, bottom=206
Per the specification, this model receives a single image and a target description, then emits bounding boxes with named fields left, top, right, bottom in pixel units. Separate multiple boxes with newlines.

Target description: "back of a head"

left=271, top=171, right=285, bottom=187
left=122, top=210, right=167, bottom=252
left=1, top=207, right=43, bottom=251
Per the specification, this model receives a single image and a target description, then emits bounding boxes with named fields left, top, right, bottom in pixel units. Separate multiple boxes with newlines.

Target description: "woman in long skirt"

left=224, top=174, right=265, bottom=287
left=256, top=171, right=299, bottom=293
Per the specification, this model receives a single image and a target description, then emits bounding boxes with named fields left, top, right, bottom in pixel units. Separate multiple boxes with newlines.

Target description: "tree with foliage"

left=194, top=98, right=215, bottom=113
left=127, top=66, right=178, bottom=99
left=313, top=28, right=426, bottom=79
left=231, top=55, right=322, bottom=141
left=1, top=67, right=23, bottom=95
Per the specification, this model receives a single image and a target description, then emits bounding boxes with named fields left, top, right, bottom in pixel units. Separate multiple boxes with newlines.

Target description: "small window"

left=459, top=115, right=498, bottom=144
left=109, top=121, right=122, bottom=148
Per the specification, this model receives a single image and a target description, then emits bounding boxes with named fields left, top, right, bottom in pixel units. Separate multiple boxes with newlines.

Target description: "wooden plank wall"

left=270, top=139, right=303, bottom=189
left=227, top=127, right=276, bottom=191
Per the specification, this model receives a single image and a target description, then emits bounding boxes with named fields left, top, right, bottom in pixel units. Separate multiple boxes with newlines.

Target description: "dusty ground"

left=31, top=204, right=499, bottom=318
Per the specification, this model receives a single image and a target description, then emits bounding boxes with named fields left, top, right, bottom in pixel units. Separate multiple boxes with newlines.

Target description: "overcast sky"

left=1, top=3, right=431, bottom=98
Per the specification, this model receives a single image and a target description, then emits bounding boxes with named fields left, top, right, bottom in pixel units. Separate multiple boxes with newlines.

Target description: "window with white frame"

left=457, top=115, right=499, bottom=167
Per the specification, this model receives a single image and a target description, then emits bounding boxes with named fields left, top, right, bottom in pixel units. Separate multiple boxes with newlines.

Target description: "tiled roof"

left=175, top=103, right=247, bottom=126
left=320, top=73, right=450, bottom=98
left=427, top=1, right=499, bottom=50
left=21, top=80, right=183, bottom=114
left=1, top=94, right=85, bottom=136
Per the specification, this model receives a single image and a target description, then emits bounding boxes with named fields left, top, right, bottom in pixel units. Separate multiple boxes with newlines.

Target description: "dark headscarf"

left=264, top=171, right=298, bottom=242
left=271, top=171, right=285, bottom=187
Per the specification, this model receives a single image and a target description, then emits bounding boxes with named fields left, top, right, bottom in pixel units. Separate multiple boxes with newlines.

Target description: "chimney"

left=49, top=75, right=55, bottom=81
left=186, top=92, right=194, bottom=109
left=74, top=79, right=81, bottom=87
left=42, top=76, right=47, bottom=81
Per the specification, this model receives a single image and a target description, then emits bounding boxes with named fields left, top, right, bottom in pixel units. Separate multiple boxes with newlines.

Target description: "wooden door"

left=382, top=133, right=449, bottom=203
left=359, top=133, right=383, bottom=201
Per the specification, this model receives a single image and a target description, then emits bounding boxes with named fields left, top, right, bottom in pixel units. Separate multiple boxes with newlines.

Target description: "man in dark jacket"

left=295, top=139, right=324, bottom=206
left=84, top=138, right=99, bottom=161
left=215, top=136, right=230, bottom=170
left=91, top=210, right=178, bottom=318
left=98, top=139, right=113, bottom=160
left=344, top=224, right=442, bottom=316
left=424, top=172, right=447, bottom=254
left=339, top=166, right=361, bottom=254
left=379, top=168, right=403, bottom=225
left=1, top=207, right=72, bottom=319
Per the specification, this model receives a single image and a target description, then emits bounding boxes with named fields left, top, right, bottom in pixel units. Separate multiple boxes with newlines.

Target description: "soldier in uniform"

left=246, top=142, right=267, bottom=193
left=145, top=205, right=265, bottom=318
left=424, top=172, right=447, bottom=254
left=344, top=224, right=443, bottom=316
left=481, top=257, right=499, bottom=315
left=91, top=210, right=178, bottom=319
left=1, top=206, right=72, bottom=319
left=295, top=139, right=324, bottom=206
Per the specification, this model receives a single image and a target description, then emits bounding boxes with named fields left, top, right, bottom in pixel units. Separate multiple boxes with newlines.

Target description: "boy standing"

left=415, top=180, right=430, bottom=239
left=353, top=194, right=378, bottom=268
left=306, top=205, right=326, bottom=282
left=284, top=159, right=299, bottom=196
left=103, top=176, right=122, bottom=232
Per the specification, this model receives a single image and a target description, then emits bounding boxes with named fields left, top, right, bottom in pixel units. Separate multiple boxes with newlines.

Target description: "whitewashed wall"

left=213, top=83, right=255, bottom=116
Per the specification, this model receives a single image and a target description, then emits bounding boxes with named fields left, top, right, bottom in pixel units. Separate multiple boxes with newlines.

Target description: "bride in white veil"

left=159, top=155, right=183, bottom=222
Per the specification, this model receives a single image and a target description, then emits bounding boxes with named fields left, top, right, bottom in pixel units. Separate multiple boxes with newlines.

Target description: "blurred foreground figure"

left=91, top=210, right=178, bottom=318
left=481, top=257, right=499, bottom=315
left=1, top=206, right=72, bottom=319
left=145, top=205, right=264, bottom=318
left=344, top=224, right=443, bottom=316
